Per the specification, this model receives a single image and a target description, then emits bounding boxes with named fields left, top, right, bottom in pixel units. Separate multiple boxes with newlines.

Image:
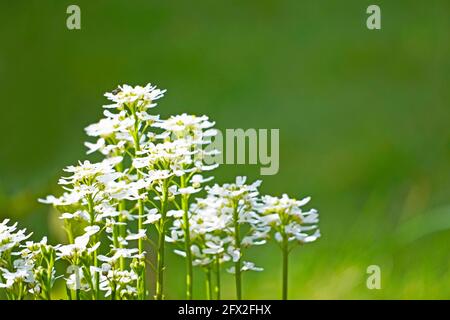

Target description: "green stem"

left=66, top=286, right=72, bottom=300
left=137, top=200, right=144, bottom=253
left=155, top=181, right=168, bottom=300
left=111, top=281, right=117, bottom=300
left=115, top=159, right=126, bottom=270
left=112, top=223, right=120, bottom=253
left=136, top=197, right=146, bottom=299
left=131, top=110, right=146, bottom=300
left=118, top=200, right=126, bottom=270
left=214, top=255, right=221, bottom=300
left=93, top=246, right=99, bottom=300
left=65, top=220, right=74, bottom=244
left=180, top=176, right=193, bottom=300
left=45, top=254, right=54, bottom=300
left=205, top=266, right=212, bottom=300
left=74, top=256, right=81, bottom=300
left=233, top=204, right=242, bottom=300
left=17, top=281, right=23, bottom=300
left=282, top=234, right=289, bottom=300
left=87, top=196, right=100, bottom=300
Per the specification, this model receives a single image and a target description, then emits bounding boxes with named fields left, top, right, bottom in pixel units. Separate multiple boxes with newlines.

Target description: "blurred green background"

left=0, top=0, right=449, bottom=299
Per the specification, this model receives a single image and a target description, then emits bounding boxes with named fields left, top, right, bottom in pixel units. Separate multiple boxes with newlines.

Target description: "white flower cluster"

left=0, top=219, right=32, bottom=255
left=0, top=220, right=56, bottom=299
left=169, top=177, right=267, bottom=271
left=169, top=177, right=320, bottom=276
left=259, top=194, right=320, bottom=244
left=1, top=83, right=320, bottom=300
left=36, top=83, right=223, bottom=300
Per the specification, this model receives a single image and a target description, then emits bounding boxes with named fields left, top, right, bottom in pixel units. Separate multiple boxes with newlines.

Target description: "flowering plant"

left=0, top=83, right=320, bottom=300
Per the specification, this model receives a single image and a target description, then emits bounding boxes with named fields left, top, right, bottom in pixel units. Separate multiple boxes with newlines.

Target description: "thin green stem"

left=136, top=197, right=146, bottom=299
left=180, top=175, right=193, bottom=300
left=155, top=181, right=169, bottom=300
left=205, top=266, right=212, bottom=300
left=93, top=246, right=100, bottom=300
left=111, top=283, right=116, bottom=300
left=17, top=281, right=23, bottom=300
left=45, top=253, right=54, bottom=300
left=112, top=224, right=120, bottom=252
left=87, top=196, right=100, bottom=300
left=137, top=200, right=144, bottom=253
left=131, top=108, right=147, bottom=300
left=115, top=160, right=126, bottom=270
left=282, top=234, right=289, bottom=300
left=66, top=286, right=72, bottom=300
left=214, top=255, right=221, bottom=300
left=64, top=220, right=74, bottom=244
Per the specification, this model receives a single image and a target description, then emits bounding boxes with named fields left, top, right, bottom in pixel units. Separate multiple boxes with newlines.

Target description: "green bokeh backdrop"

left=0, top=0, right=449, bottom=299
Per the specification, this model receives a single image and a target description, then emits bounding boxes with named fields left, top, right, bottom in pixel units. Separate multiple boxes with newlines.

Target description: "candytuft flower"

left=258, top=193, right=320, bottom=299
left=0, top=82, right=322, bottom=301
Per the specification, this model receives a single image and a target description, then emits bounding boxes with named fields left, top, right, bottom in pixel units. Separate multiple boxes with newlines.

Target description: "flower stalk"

left=180, top=175, right=194, bottom=300
left=214, top=254, right=221, bottom=300
left=281, top=233, right=289, bottom=300
left=155, top=180, right=169, bottom=300
left=205, top=266, right=212, bottom=300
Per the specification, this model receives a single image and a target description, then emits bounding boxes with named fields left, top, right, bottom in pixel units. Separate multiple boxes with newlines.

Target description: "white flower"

left=227, top=247, right=241, bottom=262
left=95, top=203, right=120, bottom=220
left=241, top=235, right=266, bottom=247
left=84, top=225, right=101, bottom=236
left=178, top=187, right=201, bottom=195
left=0, top=219, right=32, bottom=255
left=227, top=261, right=263, bottom=274
left=97, top=172, right=123, bottom=184
left=259, top=194, right=320, bottom=244
left=104, top=180, right=143, bottom=201
left=260, top=213, right=280, bottom=224
left=65, top=266, right=90, bottom=291
left=125, top=229, right=147, bottom=241
left=59, top=210, right=90, bottom=222
left=191, top=174, right=214, bottom=188
left=38, top=190, right=83, bottom=206
left=142, top=208, right=162, bottom=225
left=241, top=261, right=263, bottom=272
left=153, top=114, right=214, bottom=137
left=99, top=267, right=138, bottom=298
left=85, top=114, right=134, bottom=138
left=0, top=262, right=35, bottom=288
left=194, top=162, right=219, bottom=172
left=174, top=249, right=186, bottom=258
left=143, top=169, right=173, bottom=182
left=85, top=138, right=105, bottom=155
left=301, top=229, right=321, bottom=243
left=104, top=83, right=166, bottom=108
left=56, top=233, right=98, bottom=260
left=203, top=241, right=225, bottom=255
left=167, top=210, right=183, bottom=218
left=58, top=158, right=121, bottom=186
left=98, top=248, right=140, bottom=264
